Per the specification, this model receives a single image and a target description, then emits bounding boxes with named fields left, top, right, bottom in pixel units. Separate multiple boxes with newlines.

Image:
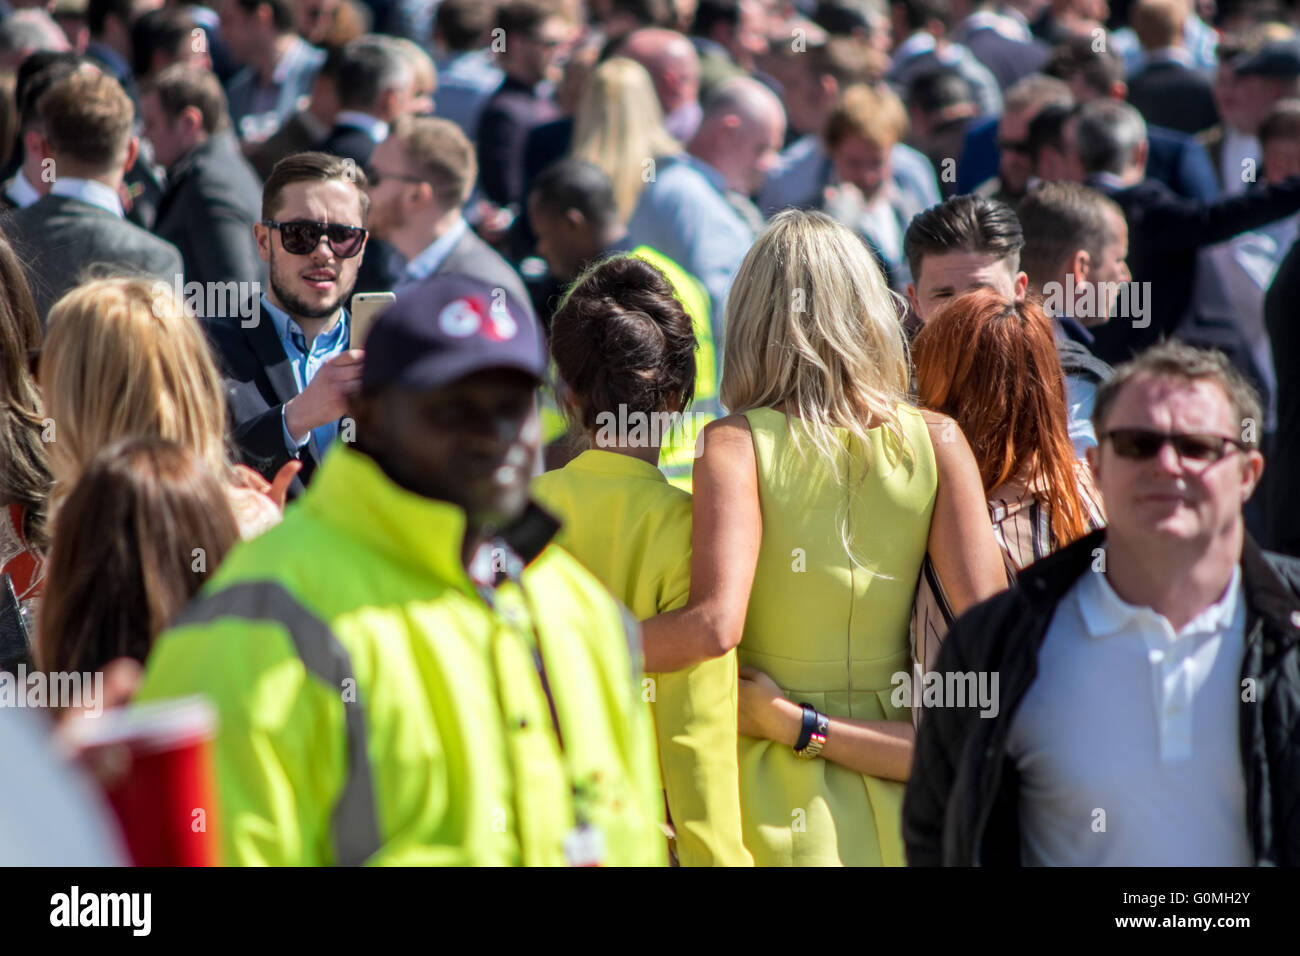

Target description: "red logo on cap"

left=438, top=296, right=518, bottom=341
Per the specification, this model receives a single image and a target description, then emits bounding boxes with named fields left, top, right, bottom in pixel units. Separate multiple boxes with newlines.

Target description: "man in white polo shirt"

left=904, top=339, right=1300, bottom=866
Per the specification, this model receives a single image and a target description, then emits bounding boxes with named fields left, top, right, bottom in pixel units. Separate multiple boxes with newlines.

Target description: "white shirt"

left=5, top=169, right=40, bottom=209
left=333, top=110, right=389, bottom=144
left=49, top=177, right=124, bottom=218
left=1006, top=559, right=1253, bottom=866
left=397, top=216, right=469, bottom=289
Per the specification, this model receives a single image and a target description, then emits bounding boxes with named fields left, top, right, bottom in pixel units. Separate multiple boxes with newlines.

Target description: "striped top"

left=910, top=461, right=1106, bottom=681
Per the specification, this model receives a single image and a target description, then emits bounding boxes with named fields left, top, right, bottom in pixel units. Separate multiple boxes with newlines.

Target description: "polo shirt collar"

left=261, top=293, right=347, bottom=351
left=1080, top=553, right=1243, bottom=640
left=333, top=110, right=389, bottom=144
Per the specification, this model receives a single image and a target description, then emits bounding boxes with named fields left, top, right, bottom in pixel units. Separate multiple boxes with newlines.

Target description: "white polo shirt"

left=1005, top=557, right=1253, bottom=866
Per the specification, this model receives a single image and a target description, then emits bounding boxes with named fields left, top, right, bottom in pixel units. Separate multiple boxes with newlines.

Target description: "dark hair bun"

left=550, top=256, right=698, bottom=433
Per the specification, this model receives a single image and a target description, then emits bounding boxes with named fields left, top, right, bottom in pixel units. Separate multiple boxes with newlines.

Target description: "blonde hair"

left=570, top=57, right=680, bottom=223
left=41, top=278, right=231, bottom=503
left=722, top=211, right=913, bottom=562
left=823, top=82, right=908, bottom=152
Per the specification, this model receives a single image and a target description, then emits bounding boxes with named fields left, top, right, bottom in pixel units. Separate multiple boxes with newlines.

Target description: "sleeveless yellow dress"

left=738, top=405, right=937, bottom=866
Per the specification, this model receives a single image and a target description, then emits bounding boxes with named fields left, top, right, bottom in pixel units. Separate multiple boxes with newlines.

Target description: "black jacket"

left=154, top=133, right=265, bottom=294
left=203, top=305, right=328, bottom=498
left=1088, top=174, right=1300, bottom=366
left=903, top=529, right=1300, bottom=866
left=1127, top=60, right=1219, bottom=136
left=1263, top=239, right=1300, bottom=556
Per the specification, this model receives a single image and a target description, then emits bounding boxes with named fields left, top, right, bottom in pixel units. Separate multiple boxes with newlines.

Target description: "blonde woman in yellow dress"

left=644, top=210, right=1007, bottom=866
left=531, top=255, right=751, bottom=866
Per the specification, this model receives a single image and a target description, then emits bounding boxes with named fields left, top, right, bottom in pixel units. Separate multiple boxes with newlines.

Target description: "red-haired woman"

left=910, top=289, right=1106, bottom=669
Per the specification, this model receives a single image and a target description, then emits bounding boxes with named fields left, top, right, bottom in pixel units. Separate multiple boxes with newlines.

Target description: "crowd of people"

left=1, top=0, right=1300, bottom=868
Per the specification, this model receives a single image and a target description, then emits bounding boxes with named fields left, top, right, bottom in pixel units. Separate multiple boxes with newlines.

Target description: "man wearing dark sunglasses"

left=906, top=339, right=1300, bottom=867
left=204, top=150, right=369, bottom=497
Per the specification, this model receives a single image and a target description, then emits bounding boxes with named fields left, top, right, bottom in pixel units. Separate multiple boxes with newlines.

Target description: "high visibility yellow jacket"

left=532, top=450, right=752, bottom=867
left=540, top=245, right=720, bottom=492
left=135, top=446, right=667, bottom=867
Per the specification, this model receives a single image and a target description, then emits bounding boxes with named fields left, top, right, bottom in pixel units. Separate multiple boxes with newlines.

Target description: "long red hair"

left=913, top=288, right=1089, bottom=549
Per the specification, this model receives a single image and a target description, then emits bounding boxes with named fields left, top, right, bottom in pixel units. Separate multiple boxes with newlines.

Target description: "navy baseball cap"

left=1232, top=41, right=1300, bottom=77
left=360, top=274, right=546, bottom=395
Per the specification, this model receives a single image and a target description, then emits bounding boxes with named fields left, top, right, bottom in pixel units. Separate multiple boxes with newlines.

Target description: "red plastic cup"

left=68, top=696, right=219, bottom=866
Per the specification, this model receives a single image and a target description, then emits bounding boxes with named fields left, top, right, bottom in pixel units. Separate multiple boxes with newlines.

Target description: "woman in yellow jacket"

left=531, top=256, right=751, bottom=866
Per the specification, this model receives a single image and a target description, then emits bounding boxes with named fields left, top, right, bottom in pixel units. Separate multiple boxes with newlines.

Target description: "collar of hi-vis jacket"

left=1018, top=527, right=1300, bottom=649
left=301, top=444, right=560, bottom=596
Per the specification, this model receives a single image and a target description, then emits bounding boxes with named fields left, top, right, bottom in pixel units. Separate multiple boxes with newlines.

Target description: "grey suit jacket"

left=154, top=133, right=264, bottom=297
left=430, top=226, right=536, bottom=325
left=2, top=194, right=184, bottom=326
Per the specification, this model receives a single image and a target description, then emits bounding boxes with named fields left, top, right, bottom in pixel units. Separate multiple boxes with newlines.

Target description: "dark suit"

left=406, top=224, right=536, bottom=326
left=1088, top=174, right=1300, bottom=366
left=476, top=76, right=562, bottom=207
left=953, top=23, right=1048, bottom=91
left=154, top=133, right=264, bottom=296
left=3, top=193, right=183, bottom=325
left=203, top=305, right=330, bottom=497
left=315, top=122, right=379, bottom=169
left=1127, top=59, right=1219, bottom=135
left=1263, top=238, right=1300, bottom=555
left=250, top=111, right=328, bottom=181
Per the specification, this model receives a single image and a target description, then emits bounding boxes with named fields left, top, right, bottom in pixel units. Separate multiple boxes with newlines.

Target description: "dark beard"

left=268, top=249, right=356, bottom=320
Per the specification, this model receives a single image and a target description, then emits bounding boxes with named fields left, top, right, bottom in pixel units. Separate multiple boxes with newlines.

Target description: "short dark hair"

left=1017, top=182, right=1125, bottom=294
left=497, top=0, right=564, bottom=38
left=691, top=0, right=741, bottom=38
left=142, top=63, right=230, bottom=135
left=899, top=0, right=953, bottom=32
left=1026, top=100, right=1074, bottom=163
left=131, top=7, right=200, bottom=79
left=233, top=0, right=296, bottom=34
left=86, top=0, right=133, bottom=37
left=904, top=195, right=1024, bottom=282
left=909, top=68, right=974, bottom=113
left=262, top=151, right=370, bottom=222
left=530, top=158, right=622, bottom=232
left=334, top=36, right=413, bottom=112
left=1044, top=36, right=1124, bottom=97
left=1092, top=340, right=1264, bottom=445
left=434, top=0, right=497, bottom=51
left=608, top=0, right=674, bottom=27
left=550, top=255, right=697, bottom=432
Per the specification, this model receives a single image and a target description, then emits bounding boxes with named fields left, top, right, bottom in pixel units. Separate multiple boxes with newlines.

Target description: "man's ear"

left=1242, top=450, right=1265, bottom=501
left=181, top=105, right=205, bottom=138
left=123, top=135, right=139, bottom=175
left=254, top=221, right=272, bottom=262
left=1071, top=249, right=1091, bottom=283
left=1013, top=270, right=1029, bottom=303
left=906, top=282, right=921, bottom=319
left=564, top=207, right=586, bottom=232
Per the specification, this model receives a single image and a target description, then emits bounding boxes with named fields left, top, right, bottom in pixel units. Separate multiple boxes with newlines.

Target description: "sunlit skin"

left=351, top=369, right=542, bottom=563
left=997, top=107, right=1038, bottom=196
left=1075, top=208, right=1132, bottom=326
left=1087, top=377, right=1263, bottom=548
left=253, top=179, right=368, bottom=327
left=829, top=134, right=892, bottom=203
left=907, top=251, right=1028, bottom=322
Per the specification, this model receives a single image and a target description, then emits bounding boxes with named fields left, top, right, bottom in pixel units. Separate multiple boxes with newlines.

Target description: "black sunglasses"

left=262, top=219, right=367, bottom=258
left=1102, top=428, right=1249, bottom=463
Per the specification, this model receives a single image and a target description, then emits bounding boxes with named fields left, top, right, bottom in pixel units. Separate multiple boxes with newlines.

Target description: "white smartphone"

left=350, top=292, right=397, bottom=348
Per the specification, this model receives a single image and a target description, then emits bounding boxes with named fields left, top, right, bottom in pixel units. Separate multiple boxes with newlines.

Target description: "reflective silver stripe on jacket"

left=174, top=580, right=382, bottom=866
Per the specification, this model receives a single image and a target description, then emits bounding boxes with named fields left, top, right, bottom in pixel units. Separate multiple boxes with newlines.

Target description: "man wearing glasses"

left=905, top=339, right=1300, bottom=866
left=205, top=151, right=368, bottom=496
